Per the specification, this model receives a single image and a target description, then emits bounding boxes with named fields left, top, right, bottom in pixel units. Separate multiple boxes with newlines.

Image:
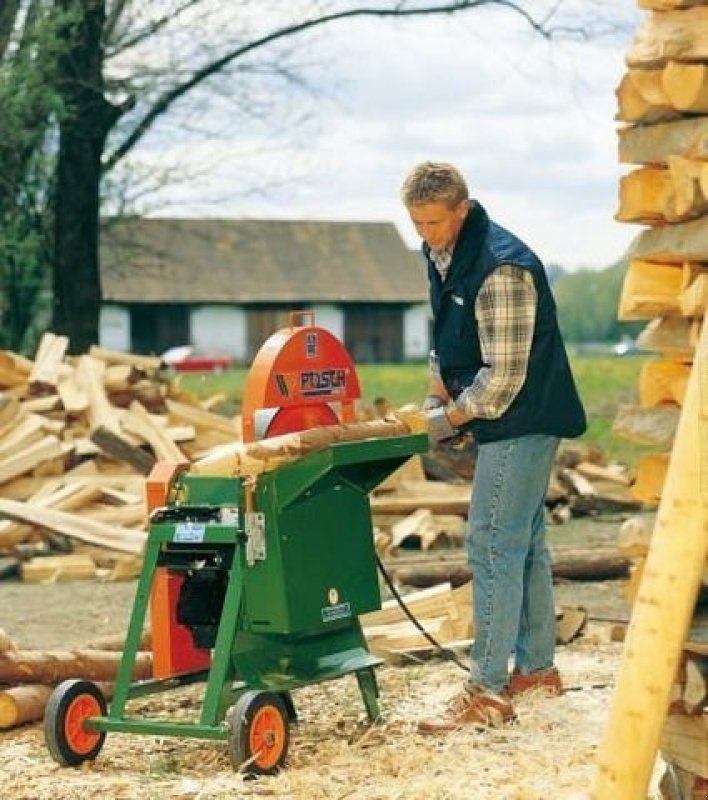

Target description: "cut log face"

left=628, top=7, right=708, bottom=69
left=618, top=259, right=683, bottom=320
left=663, top=61, right=708, bottom=112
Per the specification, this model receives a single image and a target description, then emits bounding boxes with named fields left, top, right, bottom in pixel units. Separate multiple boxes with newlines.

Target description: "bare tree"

left=2, top=1, right=632, bottom=352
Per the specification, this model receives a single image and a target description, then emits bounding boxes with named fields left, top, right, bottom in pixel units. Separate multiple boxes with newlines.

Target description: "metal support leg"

left=355, top=667, right=380, bottom=722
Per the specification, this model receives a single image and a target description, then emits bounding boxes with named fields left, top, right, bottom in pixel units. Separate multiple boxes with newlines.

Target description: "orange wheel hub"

left=64, top=694, right=102, bottom=755
left=249, top=704, right=287, bottom=771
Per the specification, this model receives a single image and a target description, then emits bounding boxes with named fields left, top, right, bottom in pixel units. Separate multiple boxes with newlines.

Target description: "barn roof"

left=100, top=218, right=427, bottom=304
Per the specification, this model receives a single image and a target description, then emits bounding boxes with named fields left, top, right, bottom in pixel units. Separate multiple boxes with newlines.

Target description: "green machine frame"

left=45, top=432, right=428, bottom=772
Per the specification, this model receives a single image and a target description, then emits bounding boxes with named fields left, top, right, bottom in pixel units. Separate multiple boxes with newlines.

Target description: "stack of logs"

left=0, top=332, right=244, bottom=580
left=612, top=2, right=708, bottom=795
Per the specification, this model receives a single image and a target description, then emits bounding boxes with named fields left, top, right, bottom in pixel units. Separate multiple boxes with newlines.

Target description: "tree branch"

left=103, top=0, right=559, bottom=170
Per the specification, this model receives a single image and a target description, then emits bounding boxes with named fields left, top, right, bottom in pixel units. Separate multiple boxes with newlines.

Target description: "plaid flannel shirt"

left=430, top=263, right=537, bottom=424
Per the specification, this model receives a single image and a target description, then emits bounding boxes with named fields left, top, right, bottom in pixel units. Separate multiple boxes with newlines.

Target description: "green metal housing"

left=88, top=432, right=428, bottom=743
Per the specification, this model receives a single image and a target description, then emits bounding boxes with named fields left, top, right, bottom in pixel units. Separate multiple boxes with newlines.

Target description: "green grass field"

left=179, top=354, right=653, bottom=468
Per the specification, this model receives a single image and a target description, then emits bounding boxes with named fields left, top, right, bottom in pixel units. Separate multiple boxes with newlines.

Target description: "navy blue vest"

left=426, top=202, right=586, bottom=443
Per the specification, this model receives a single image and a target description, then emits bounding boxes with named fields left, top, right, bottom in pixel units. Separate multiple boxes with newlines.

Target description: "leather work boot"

left=505, top=667, right=562, bottom=698
left=417, top=686, right=516, bottom=735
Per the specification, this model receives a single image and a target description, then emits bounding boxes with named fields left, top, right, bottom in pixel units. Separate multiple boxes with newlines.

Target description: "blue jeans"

left=466, top=434, right=560, bottom=693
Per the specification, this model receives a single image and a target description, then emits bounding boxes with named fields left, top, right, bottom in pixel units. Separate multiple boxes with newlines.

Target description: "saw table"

left=43, top=314, right=427, bottom=774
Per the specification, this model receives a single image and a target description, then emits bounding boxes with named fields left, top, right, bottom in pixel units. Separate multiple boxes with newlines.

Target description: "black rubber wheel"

left=44, top=680, right=107, bottom=767
left=227, top=690, right=290, bottom=775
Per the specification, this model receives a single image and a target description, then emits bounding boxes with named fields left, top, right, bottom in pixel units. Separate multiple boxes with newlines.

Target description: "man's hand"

left=425, top=406, right=459, bottom=443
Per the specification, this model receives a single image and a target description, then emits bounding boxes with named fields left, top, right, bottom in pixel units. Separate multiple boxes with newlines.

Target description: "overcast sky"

left=128, top=3, right=644, bottom=271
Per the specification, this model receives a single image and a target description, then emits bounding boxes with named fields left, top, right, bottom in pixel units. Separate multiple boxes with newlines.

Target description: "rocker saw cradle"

left=43, top=313, right=428, bottom=774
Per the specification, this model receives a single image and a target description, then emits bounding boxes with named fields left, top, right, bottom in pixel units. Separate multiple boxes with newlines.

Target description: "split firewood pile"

left=602, top=2, right=708, bottom=795
left=0, top=332, right=247, bottom=582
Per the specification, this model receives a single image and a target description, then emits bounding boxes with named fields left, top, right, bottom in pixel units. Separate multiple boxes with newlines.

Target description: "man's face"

left=406, top=199, right=469, bottom=252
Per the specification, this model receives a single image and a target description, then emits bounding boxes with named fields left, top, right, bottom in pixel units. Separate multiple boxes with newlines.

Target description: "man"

left=400, top=161, right=586, bottom=733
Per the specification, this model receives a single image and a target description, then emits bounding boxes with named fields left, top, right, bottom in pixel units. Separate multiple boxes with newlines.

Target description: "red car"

left=162, top=346, right=233, bottom=373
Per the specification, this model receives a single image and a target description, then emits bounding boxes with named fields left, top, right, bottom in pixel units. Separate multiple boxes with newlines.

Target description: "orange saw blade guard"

left=242, top=311, right=361, bottom=442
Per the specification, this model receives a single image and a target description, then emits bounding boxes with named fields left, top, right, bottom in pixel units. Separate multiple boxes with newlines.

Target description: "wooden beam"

left=0, top=435, right=68, bottom=485
left=592, top=320, right=708, bottom=799
left=636, top=316, right=698, bottom=359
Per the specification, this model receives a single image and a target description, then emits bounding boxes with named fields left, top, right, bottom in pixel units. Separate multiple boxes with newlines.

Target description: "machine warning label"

left=173, top=522, right=206, bottom=543
left=321, top=602, right=352, bottom=623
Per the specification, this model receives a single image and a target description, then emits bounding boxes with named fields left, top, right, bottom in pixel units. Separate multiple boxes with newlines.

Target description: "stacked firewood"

left=0, top=332, right=243, bottom=580
left=596, top=3, right=708, bottom=796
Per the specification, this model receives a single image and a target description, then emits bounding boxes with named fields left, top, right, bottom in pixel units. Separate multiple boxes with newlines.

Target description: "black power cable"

left=375, top=552, right=469, bottom=674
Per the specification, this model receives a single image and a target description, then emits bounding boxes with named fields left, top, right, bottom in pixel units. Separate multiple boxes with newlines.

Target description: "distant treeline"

left=548, top=261, right=642, bottom=344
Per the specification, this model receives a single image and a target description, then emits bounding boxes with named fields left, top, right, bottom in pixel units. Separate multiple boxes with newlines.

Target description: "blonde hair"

left=400, top=161, right=469, bottom=207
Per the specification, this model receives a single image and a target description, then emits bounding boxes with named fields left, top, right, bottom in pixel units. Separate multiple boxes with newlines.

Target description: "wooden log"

left=660, top=713, right=708, bottom=779
left=0, top=684, right=52, bottom=729
left=629, top=66, right=671, bottom=106
left=77, top=355, right=120, bottom=434
left=639, top=359, right=691, bottom=408
left=0, top=414, right=45, bottom=461
left=628, top=7, right=708, bottom=69
left=387, top=545, right=631, bottom=588
left=0, top=648, right=152, bottom=684
left=682, top=654, right=708, bottom=714
left=28, top=332, right=69, bottom=394
left=166, top=399, right=241, bottom=438
left=637, top=316, right=697, bottom=359
left=88, top=345, right=162, bottom=372
left=193, top=415, right=426, bottom=477
left=619, top=116, right=708, bottom=166
left=90, top=425, right=156, bottom=475
left=574, top=461, right=632, bottom=487
left=82, top=630, right=151, bottom=652
left=592, top=320, right=708, bottom=799
left=0, top=498, right=146, bottom=554
left=21, top=554, right=98, bottom=583
left=613, top=403, right=680, bottom=447
left=630, top=215, right=708, bottom=264
left=631, top=453, right=670, bottom=506
left=57, top=368, right=88, bottom=414
left=0, top=351, right=33, bottom=389
left=662, top=61, right=708, bottom=113
left=618, top=516, right=653, bottom=558
left=680, top=272, right=708, bottom=318
left=0, top=480, right=101, bottom=550
left=639, top=0, right=707, bottom=10
left=615, top=74, right=676, bottom=124
left=0, top=435, right=68, bottom=485
left=618, top=259, right=683, bottom=320
left=615, top=167, right=671, bottom=224
left=664, top=155, right=708, bottom=221
left=122, top=400, right=187, bottom=463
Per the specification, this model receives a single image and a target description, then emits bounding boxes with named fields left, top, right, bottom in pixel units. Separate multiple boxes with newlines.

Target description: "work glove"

left=425, top=406, right=459, bottom=444
left=421, top=394, right=447, bottom=411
